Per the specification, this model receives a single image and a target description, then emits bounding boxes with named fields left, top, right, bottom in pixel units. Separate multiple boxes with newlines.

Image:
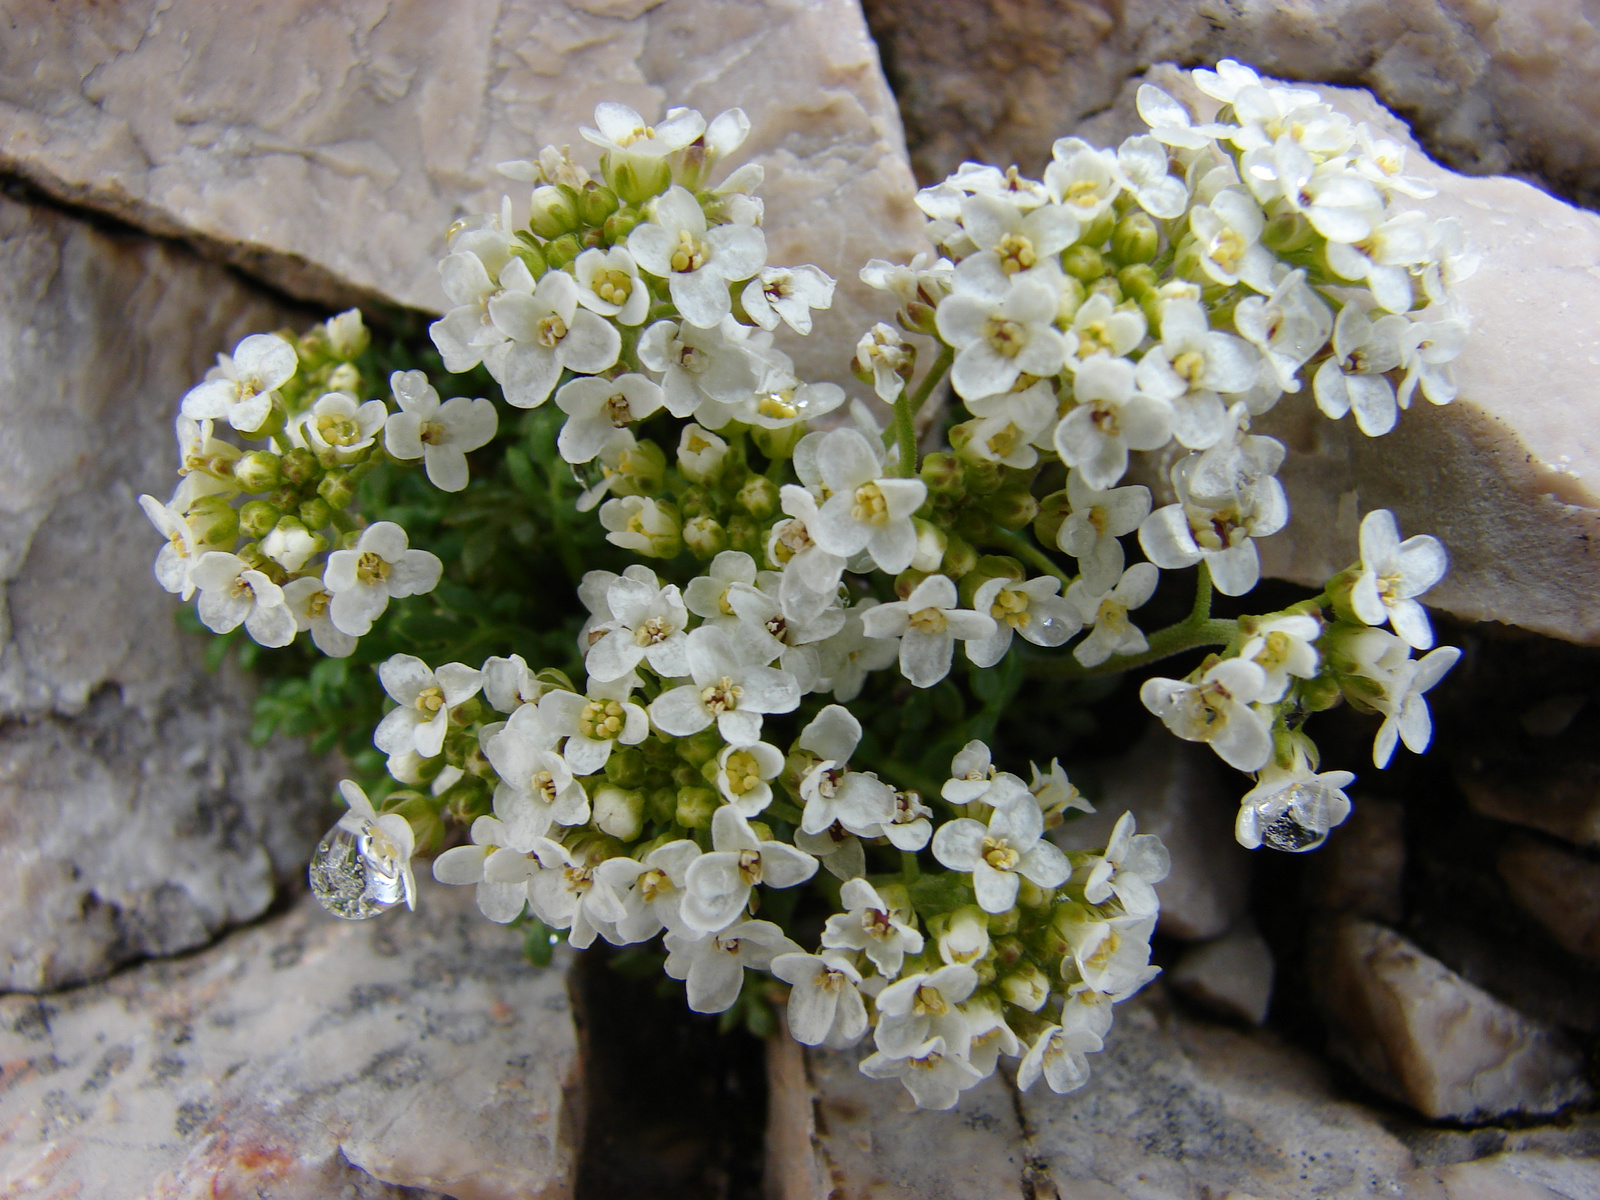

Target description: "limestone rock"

left=1314, top=918, right=1590, bottom=1121
left=1459, top=753, right=1600, bottom=849
left=0, top=194, right=333, bottom=991
left=1421, top=1153, right=1600, bottom=1200
left=863, top=0, right=1600, bottom=209
left=1497, top=834, right=1600, bottom=963
left=0, top=0, right=925, bottom=392
left=0, top=883, right=582, bottom=1200
left=1170, top=922, right=1275, bottom=1026
left=1056, top=724, right=1252, bottom=941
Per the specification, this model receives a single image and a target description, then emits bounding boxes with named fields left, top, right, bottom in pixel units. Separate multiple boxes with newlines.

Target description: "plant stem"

left=986, top=527, right=1074, bottom=591
left=890, top=344, right=954, bottom=477
left=900, top=850, right=921, bottom=883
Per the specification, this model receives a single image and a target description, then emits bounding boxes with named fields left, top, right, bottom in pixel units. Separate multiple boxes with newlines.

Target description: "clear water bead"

left=1253, top=781, right=1338, bottom=853
left=309, top=817, right=412, bottom=919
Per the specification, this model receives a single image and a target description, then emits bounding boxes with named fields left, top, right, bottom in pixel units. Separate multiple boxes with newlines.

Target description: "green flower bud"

left=1117, top=263, right=1160, bottom=300
left=751, top=421, right=805, bottom=461
left=920, top=451, right=965, bottom=498
left=511, top=240, right=548, bottom=279
left=1086, top=276, right=1122, bottom=305
left=980, top=485, right=1040, bottom=530
left=684, top=515, right=729, bottom=560
left=999, top=961, right=1051, bottom=1011
left=894, top=568, right=932, bottom=600
left=593, top=785, right=647, bottom=841
left=748, top=819, right=775, bottom=844
left=326, top=362, right=362, bottom=396
left=580, top=184, right=621, bottom=228
left=677, top=484, right=717, bottom=520
left=1262, top=210, right=1317, bottom=254
left=1055, top=274, right=1087, bottom=324
left=679, top=727, right=724, bottom=769
left=961, top=455, right=1004, bottom=496
left=988, top=906, right=1020, bottom=936
left=940, top=532, right=978, bottom=580
left=647, top=786, right=679, bottom=825
left=902, top=299, right=939, bottom=337
left=544, top=233, right=582, bottom=270
left=726, top=512, right=762, bottom=556
left=233, top=450, right=282, bottom=493
left=1016, top=877, right=1050, bottom=908
left=1062, top=243, right=1105, bottom=283
left=607, top=153, right=672, bottom=207
left=279, top=447, right=319, bottom=486
left=1077, top=209, right=1116, bottom=251
left=317, top=469, right=359, bottom=510
left=909, top=517, right=948, bottom=573
left=675, top=785, right=719, bottom=829
left=602, top=209, right=639, bottom=246
left=297, top=495, right=335, bottom=531
left=529, top=184, right=582, bottom=239
left=611, top=438, right=668, bottom=497
left=606, top=746, right=649, bottom=789
left=735, top=474, right=779, bottom=520
left=384, top=791, right=446, bottom=857
left=443, top=774, right=494, bottom=825
left=1111, top=211, right=1160, bottom=266
left=237, top=499, right=280, bottom=540
left=934, top=905, right=991, bottom=965
left=1033, top=488, right=1071, bottom=548
left=1299, top=673, right=1344, bottom=713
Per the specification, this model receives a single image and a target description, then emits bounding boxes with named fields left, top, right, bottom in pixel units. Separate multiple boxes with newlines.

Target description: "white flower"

left=794, top=824, right=868, bottom=881
left=937, top=276, right=1069, bottom=402
left=967, top=575, right=1080, bottom=667
left=299, top=392, right=386, bottom=462
left=1136, top=298, right=1258, bottom=450
left=324, top=522, right=443, bottom=637
left=664, top=919, right=802, bottom=1014
left=1351, top=509, right=1448, bottom=650
left=139, top=493, right=214, bottom=600
left=684, top=550, right=758, bottom=619
left=736, top=378, right=846, bottom=431
left=373, top=654, right=482, bottom=759
left=384, top=370, right=498, bottom=492
left=1030, top=759, right=1093, bottom=821
left=1044, top=138, right=1121, bottom=222
left=1372, top=644, right=1461, bottom=769
left=807, top=428, right=927, bottom=574
left=260, top=520, right=320, bottom=574
left=594, top=839, right=703, bottom=943
left=1241, top=140, right=1379, bottom=245
left=1237, top=758, right=1355, bottom=852
left=1064, top=561, right=1159, bottom=667
left=481, top=652, right=546, bottom=712
left=637, top=317, right=761, bottom=421
left=171, top=416, right=240, bottom=502
left=1053, top=355, right=1172, bottom=491
left=723, top=578, right=843, bottom=694
left=860, top=574, right=997, bottom=689
left=811, top=602, right=898, bottom=703
left=954, top=192, right=1079, bottom=297
left=333, top=780, right=416, bottom=910
left=1234, top=269, right=1333, bottom=393
left=711, top=740, right=785, bottom=816
left=940, top=739, right=1023, bottom=807
left=181, top=333, right=297, bottom=432
left=189, top=552, right=296, bottom=647
left=573, top=246, right=649, bottom=326
left=1352, top=124, right=1437, bottom=200
left=489, top=268, right=621, bottom=408
left=854, top=322, right=913, bottom=403
left=581, top=101, right=705, bottom=158
left=1239, top=613, right=1322, bottom=702
left=1188, top=190, right=1276, bottom=292
left=1312, top=302, right=1408, bottom=437
left=428, top=212, right=519, bottom=374
left=932, top=800, right=1070, bottom=913
left=771, top=951, right=869, bottom=1048
left=585, top=569, right=692, bottom=681
left=821, top=878, right=924, bottom=977
left=1397, top=311, right=1467, bottom=409
left=1056, top=907, right=1158, bottom=995
left=649, top=626, right=801, bottom=747
left=628, top=185, right=767, bottom=328
left=1326, top=211, right=1430, bottom=314
left=769, top=486, right=848, bottom=622
left=859, top=1036, right=985, bottom=1111
left=1017, top=1020, right=1104, bottom=1095
left=539, top=680, right=649, bottom=776
left=1064, top=292, right=1148, bottom=366
left=554, top=373, right=664, bottom=464
left=482, top=699, right=591, bottom=842
left=1116, top=134, right=1188, bottom=218
left=281, top=577, right=356, bottom=658
left=1136, top=84, right=1223, bottom=150
left=1140, top=657, right=1274, bottom=772
left=681, top=806, right=818, bottom=933
left=433, top=815, right=548, bottom=923
left=1082, top=812, right=1170, bottom=917
left=1056, top=470, right=1151, bottom=594
left=742, top=265, right=835, bottom=334
left=873, top=963, right=979, bottom=1056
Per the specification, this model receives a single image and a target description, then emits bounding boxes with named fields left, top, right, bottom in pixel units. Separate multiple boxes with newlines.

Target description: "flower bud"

left=677, top=485, right=716, bottom=520
left=593, top=785, right=647, bottom=841
left=610, top=439, right=668, bottom=497
left=580, top=183, right=621, bottom=228
left=734, top=473, right=779, bottom=520
left=237, top=499, right=280, bottom=540
left=602, top=209, right=639, bottom=246
left=385, top=791, right=446, bottom=856
left=1033, top=488, right=1071, bottom=548
left=279, top=447, right=319, bottom=486
left=919, top=451, right=965, bottom=498
left=647, top=786, right=678, bottom=825
left=326, top=362, right=362, bottom=396
left=326, top=308, right=370, bottom=359
left=940, top=532, right=978, bottom=580
left=999, top=961, right=1051, bottom=1011
left=901, top=299, right=939, bottom=337
left=748, top=819, right=775, bottom=844
left=544, top=233, right=582, bottom=270
left=604, top=746, right=649, bottom=790
left=1016, top=876, right=1050, bottom=908
left=909, top=518, right=948, bottom=573
left=511, top=240, right=548, bottom=279
left=528, top=184, right=581, bottom=239
left=988, top=906, right=1020, bottom=936
left=233, top=450, right=283, bottom=493
left=1078, top=209, right=1116, bottom=250
left=894, top=568, right=932, bottom=600
left=297, top=496, right=335, bottom=531
left=1055, top=274, right=1087, bottom=324
left=959, top=555, right=1024, bottom=607
left=1117, top=263, right=1159, bottom=301
left=980, top=485, right=1039, bottom=531
left=317, top=469, right=359, bottom=510
left=751, top=421, right=805, bottom=461
left=1262, top=210, right=1317, bottom=254
left=1087, top=276, right=1122, bottom=305
left=263, top=516, right=324, bottom=573
left=1299, top=672, right=1344, bottom=712
left=599, top=495, right=681, bottom=558
left=678, top=423, right=729, bottom=484
left=1062, top=243, right=1105, bottom=283
left=726, top=512, right=762, bottom=556
left=675, top=785, right=719, bottom=829
left=961, top=456, right=1003, bottom=496
left=679, top=726, right=724, bottom=768
left=936, top=905, right=991, bottom=965
left=1111, top=211, right=1160, bottom=266
left=607, top=153, right=672, bottom=207
left=684, top=515, right=729, bottom=560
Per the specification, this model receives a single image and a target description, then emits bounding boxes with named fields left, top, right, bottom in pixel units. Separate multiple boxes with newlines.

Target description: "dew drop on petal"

left=309, top=817, right=412, bottom=919
left=1252, top=781, right=1336, bottom=853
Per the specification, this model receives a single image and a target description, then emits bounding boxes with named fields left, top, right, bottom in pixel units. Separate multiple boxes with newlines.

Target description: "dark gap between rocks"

left=573, top=945, right=768, bottom=1200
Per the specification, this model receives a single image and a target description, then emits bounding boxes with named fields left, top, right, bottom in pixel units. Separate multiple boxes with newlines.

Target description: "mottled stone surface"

left=768, top=986, right=1596, bottom=1199
left=1056, top=724, right=1252, bottom=941
left=1497, top=834, right=1600, bottom=963
left=1170, top=922, right=1275, bottom=1026
left=0, top=884, right=581, bottom=1200
left=1315, top=918, right=1590, bottom=1121
left=0, top=0, right=925, bottom=391
left=1459, top=753, right=1600, bottom=849
left=0, top=194, right=333, bottom=991
left=863, top=0, right=1600, bottom=210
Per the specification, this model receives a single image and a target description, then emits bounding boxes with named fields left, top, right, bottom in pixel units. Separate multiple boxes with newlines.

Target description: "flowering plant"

left=140, top=63, right=1468, bottom=1110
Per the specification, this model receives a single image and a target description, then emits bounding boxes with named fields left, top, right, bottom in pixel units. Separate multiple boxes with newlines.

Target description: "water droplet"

left=309, top=817, right=412, bottom=919
left=1253, top=781, right=1337, bottom=854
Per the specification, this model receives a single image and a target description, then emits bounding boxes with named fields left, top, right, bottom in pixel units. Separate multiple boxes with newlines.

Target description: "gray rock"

left=1314, top=918, right=1590, bottom=1121
left=1460, top=755, right=1600, bottom=849
left=0, top=883, right=581, bottom=1200
left=1308, top=794, right=1407, bottom=923
left=864, top=0, right=1600, bottom=209
left=1170, top=922, right=1275, bottom=1026
left=0, top=0, right=926, bottom=392
left=1056, top=724, right=1253, bottom=941
left=0, top=194, right=334, bottom=991
left=1497, top=834, right=1600, bottom=963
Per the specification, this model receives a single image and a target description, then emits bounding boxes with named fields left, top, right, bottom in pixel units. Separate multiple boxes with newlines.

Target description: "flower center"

left=982, top=836, right=1020, bottom=871
left=1063, top=177, right=1103, bottom=208
left=616, top=123, right=656, bottom=147
left=316, top=413, right=361, bottom=446
left=639, top=868, right=672, bottom=902
left=701, top=676, right=742, bottom=715
left=1172, top=350, right=1206, bottom=385
left=535, top=314, right=569, bottom=348
left=531, top=770, right=559, bottom=803
left=414, top=685, right=445, bottom=715
left=912, top=985, right=948, bottom=1017
left=594, top=267, right=633, bottom=305
left=669, top=230, right=708, bottom=274
left=736, top=848, right=763, bottom=885
left=862, top=907, right=894, bottom=939
left=1210, top=227, right=1246, bottom=272
left=1077, top=320, right=1114, bottom=358
left=1255, top=630, right=1293, bottom=670
left=230, top=574, right=257, bottom=602
left=996, top=232, right=1036, bottom=274
left=579, top=699, right=625, bottom=739
left=634, top=615, right=674, bottom=646
left=356, top=551, right=390, bottom=587
left=759, top=389, right=799, bottom=420
left=604, top=393, right=633, bottom=428
left=852, top=482, right=890, bottom=525
left=909, top=606, right=948, bottom=634
left=771, top=519, right=812, bottom=564
left=723, top=750, right=762, bottom=795
left=304, top=587, right=331, bottom=618
left=419, top=419, right=447, bottom=445
left=983, top=316, right=1028, bottom=358
left=991, top=587, right=1031, bottom=630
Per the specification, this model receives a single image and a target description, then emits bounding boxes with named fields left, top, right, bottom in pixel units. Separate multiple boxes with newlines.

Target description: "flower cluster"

left=140, top=70, right=1472, bottom=1112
